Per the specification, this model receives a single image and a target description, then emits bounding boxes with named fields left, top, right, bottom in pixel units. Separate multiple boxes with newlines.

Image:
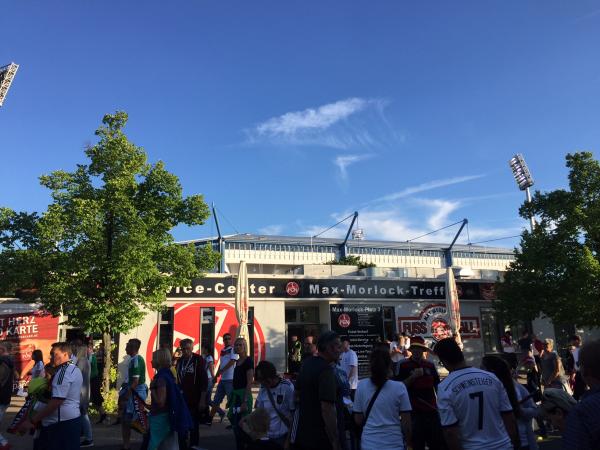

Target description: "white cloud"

left=256, top=98, right=369, bottom=136
left=258, top=224, right=284, bottom=235
left=372, top=174, right=485, bottom=204
left=419, top=199, right=462, bottom=230
left=334, top=154, right=373, bottom=181
left=301, top=200, right=523, bottom=245
left=247, top=97, right=393, bottom=150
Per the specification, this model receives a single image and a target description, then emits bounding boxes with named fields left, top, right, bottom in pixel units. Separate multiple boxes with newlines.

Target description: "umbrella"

left=235, top=261, right=250, bottom=347
left=445, top=266, right=463, bottom=348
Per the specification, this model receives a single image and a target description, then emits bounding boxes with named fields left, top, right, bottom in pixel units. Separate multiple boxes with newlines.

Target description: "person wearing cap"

left=395, top=336, right=446, bottom=450
left=540, top=388, right=577, bottom=433
left=562, top=339, right=600, bottom=449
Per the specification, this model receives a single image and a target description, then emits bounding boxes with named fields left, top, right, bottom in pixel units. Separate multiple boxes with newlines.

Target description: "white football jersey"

left=437, top=367, right=513, bottom=450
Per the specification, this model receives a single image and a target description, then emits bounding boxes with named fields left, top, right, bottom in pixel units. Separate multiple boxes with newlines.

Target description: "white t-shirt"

left=437, top=367, right=512, bottom=450
left=205, top=355, right=214, bottom=380
left=42, top=362, right=83, bottom=426
left=354, top=379, right=412, bottom=450
left=403, top=337, right=411, bottom=350
left=340, top=349, right=359, bottom=390
left=219, top=346, right=235, bottom=381
left=255, top=378, right=295, bottom=439
left=31, top=361, right=45, bottom=379
left=390, top=341, right=403, bottom=363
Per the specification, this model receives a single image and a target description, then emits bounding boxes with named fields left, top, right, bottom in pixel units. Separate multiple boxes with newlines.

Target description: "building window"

left=480, top=307, right=500, bottom=353
left=158, top=307, right=174, bottom=350
left=383, top=306, right=396, bottom=342
left=285, top=307, right=319, bottom=324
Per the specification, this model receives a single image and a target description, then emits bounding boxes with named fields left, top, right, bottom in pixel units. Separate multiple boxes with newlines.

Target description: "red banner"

left=397, top=303, right=481, bottom=342
left=0, top=310, right=59, bottom=379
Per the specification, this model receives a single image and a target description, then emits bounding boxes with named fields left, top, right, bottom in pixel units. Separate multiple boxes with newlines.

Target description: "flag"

left=446, top=267, right=463, bottom=348
left=235, top=261, right=250, bottom=347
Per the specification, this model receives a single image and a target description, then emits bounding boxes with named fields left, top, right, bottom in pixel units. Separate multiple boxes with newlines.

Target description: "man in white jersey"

left=434, top=338, right=519, bottom=450
left=208, top=333, right=236, bottom=424
left=31, top=342, right=83, bottom=450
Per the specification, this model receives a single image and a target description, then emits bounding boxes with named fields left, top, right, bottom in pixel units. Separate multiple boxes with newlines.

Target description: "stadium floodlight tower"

left=0, top=62, right=19, bottom=107
left=509, top=153, right=536, bottom=231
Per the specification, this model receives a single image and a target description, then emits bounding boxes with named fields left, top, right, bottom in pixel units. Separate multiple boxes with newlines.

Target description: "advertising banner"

left=397, top=303, right=480, bottom=343
left=330, top=304, right=384, bottom=378
left=0, top=308, right=59, bottom=379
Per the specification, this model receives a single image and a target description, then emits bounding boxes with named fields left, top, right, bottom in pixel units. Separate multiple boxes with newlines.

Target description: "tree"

left=0, top=112, right=219, bottom=389
left=496, top=152, right=600, bottom=328
left=326, top=255, right=376, bottom=270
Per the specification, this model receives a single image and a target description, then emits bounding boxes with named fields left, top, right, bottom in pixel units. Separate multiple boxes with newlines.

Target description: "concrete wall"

left=251, top=300, right=286, bottom=372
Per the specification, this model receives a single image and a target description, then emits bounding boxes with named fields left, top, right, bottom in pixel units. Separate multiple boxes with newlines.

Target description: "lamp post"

left=509, top=154, right=536, bottom=231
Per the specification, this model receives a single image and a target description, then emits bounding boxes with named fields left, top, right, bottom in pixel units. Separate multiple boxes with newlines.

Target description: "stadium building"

left=119, top=233, right=553, bottom=376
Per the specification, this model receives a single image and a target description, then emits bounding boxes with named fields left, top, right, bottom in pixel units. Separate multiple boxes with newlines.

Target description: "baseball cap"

left=541, top=389, right=577, bottom=413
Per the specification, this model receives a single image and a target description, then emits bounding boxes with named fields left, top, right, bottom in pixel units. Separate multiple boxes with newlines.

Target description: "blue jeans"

left=81, top=413, right=93, bottom=441
left=206, top=378, right=214, bottom=405
left=211, top=379, right=233, bottom=411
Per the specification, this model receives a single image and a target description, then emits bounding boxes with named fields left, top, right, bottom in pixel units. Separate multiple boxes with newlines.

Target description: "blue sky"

left=2, top=1, right=600, bottom=248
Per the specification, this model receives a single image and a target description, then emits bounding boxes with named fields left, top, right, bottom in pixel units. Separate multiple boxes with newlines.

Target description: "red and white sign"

left=146, top=302, right=266, bottom=380
left=337, top=313, right=351, bottom=328
left=0, top=309, right=59, bottom=380
left=398, top=303, right=480, bottom=342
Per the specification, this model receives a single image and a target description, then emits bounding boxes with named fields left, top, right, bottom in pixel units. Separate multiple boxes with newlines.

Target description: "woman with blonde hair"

left=149, top=348, right=193, bottom=450
left=229, top=337, right=255, bottom=450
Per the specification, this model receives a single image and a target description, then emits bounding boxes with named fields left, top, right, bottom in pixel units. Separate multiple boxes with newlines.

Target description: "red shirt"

left=396, top=357, right=440, bottom=413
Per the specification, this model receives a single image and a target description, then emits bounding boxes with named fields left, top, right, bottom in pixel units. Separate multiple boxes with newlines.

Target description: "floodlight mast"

left=509, top=154, right=536, bottom=231
left=0, top=62, right=19, bottom=107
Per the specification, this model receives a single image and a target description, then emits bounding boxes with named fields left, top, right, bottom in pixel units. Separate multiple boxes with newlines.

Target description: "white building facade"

left=119, top=234, right=548, bottom=377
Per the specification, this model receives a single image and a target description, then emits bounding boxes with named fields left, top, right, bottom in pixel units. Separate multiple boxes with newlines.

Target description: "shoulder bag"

left=357, top=380, right=387, bottom=437
left=265, top=383, right=292, bottom=429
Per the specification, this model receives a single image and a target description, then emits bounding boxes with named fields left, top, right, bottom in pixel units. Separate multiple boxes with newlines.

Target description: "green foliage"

left=101, top=388, right=119, bottom=414
left=326, top=255, right=376, bottom=270
left=109, top=365, right=118, bottom=384
left=0, top=111, right=218, bottom=334
left=497, top=152, right=600, bottom=328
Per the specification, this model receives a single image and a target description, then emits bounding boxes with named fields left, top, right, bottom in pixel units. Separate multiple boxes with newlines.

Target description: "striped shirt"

left=42, top=361, right=83, bottom=426
left=563, top=386, right=600, bottom=450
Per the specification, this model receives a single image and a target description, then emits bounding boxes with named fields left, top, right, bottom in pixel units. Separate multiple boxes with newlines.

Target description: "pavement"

left=0, top=396, right=563, bottom=450
left=1, top=396, right=236, bottom=450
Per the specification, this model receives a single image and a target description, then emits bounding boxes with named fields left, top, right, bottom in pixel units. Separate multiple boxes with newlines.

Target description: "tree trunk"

left=102, top=331, right=112, bottom=393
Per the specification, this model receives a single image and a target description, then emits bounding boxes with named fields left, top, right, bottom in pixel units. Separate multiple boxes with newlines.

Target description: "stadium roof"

left=177, top=233, right=515, bottom=255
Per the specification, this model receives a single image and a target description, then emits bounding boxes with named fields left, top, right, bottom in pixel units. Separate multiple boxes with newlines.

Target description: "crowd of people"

left=1, top=339, right=106, bottom=450
left=285, top=331, right=600, bottom=450
left=0, top=329, right=597, bottom=450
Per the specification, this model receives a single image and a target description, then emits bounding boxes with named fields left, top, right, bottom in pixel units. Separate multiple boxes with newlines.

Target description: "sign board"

left=169, top=277, right=491, bottom=301
left=0, top=308, right=59, bottom=379
left=397, top=303, right=481, bottom=342
left=330, top=304, right=384, bottom=378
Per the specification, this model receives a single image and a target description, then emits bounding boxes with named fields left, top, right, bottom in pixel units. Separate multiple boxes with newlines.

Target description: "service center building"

left=119, top=233, right=513, bottom=378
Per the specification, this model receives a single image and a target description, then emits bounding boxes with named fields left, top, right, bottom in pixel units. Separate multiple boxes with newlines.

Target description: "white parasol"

left=445, top=266, right=463, bottom=348
left=235, top=261, right=250, bottom=347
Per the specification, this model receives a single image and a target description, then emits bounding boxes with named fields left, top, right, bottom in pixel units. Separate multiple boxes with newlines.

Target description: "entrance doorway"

left=285, top=305, right=325, bottom=372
